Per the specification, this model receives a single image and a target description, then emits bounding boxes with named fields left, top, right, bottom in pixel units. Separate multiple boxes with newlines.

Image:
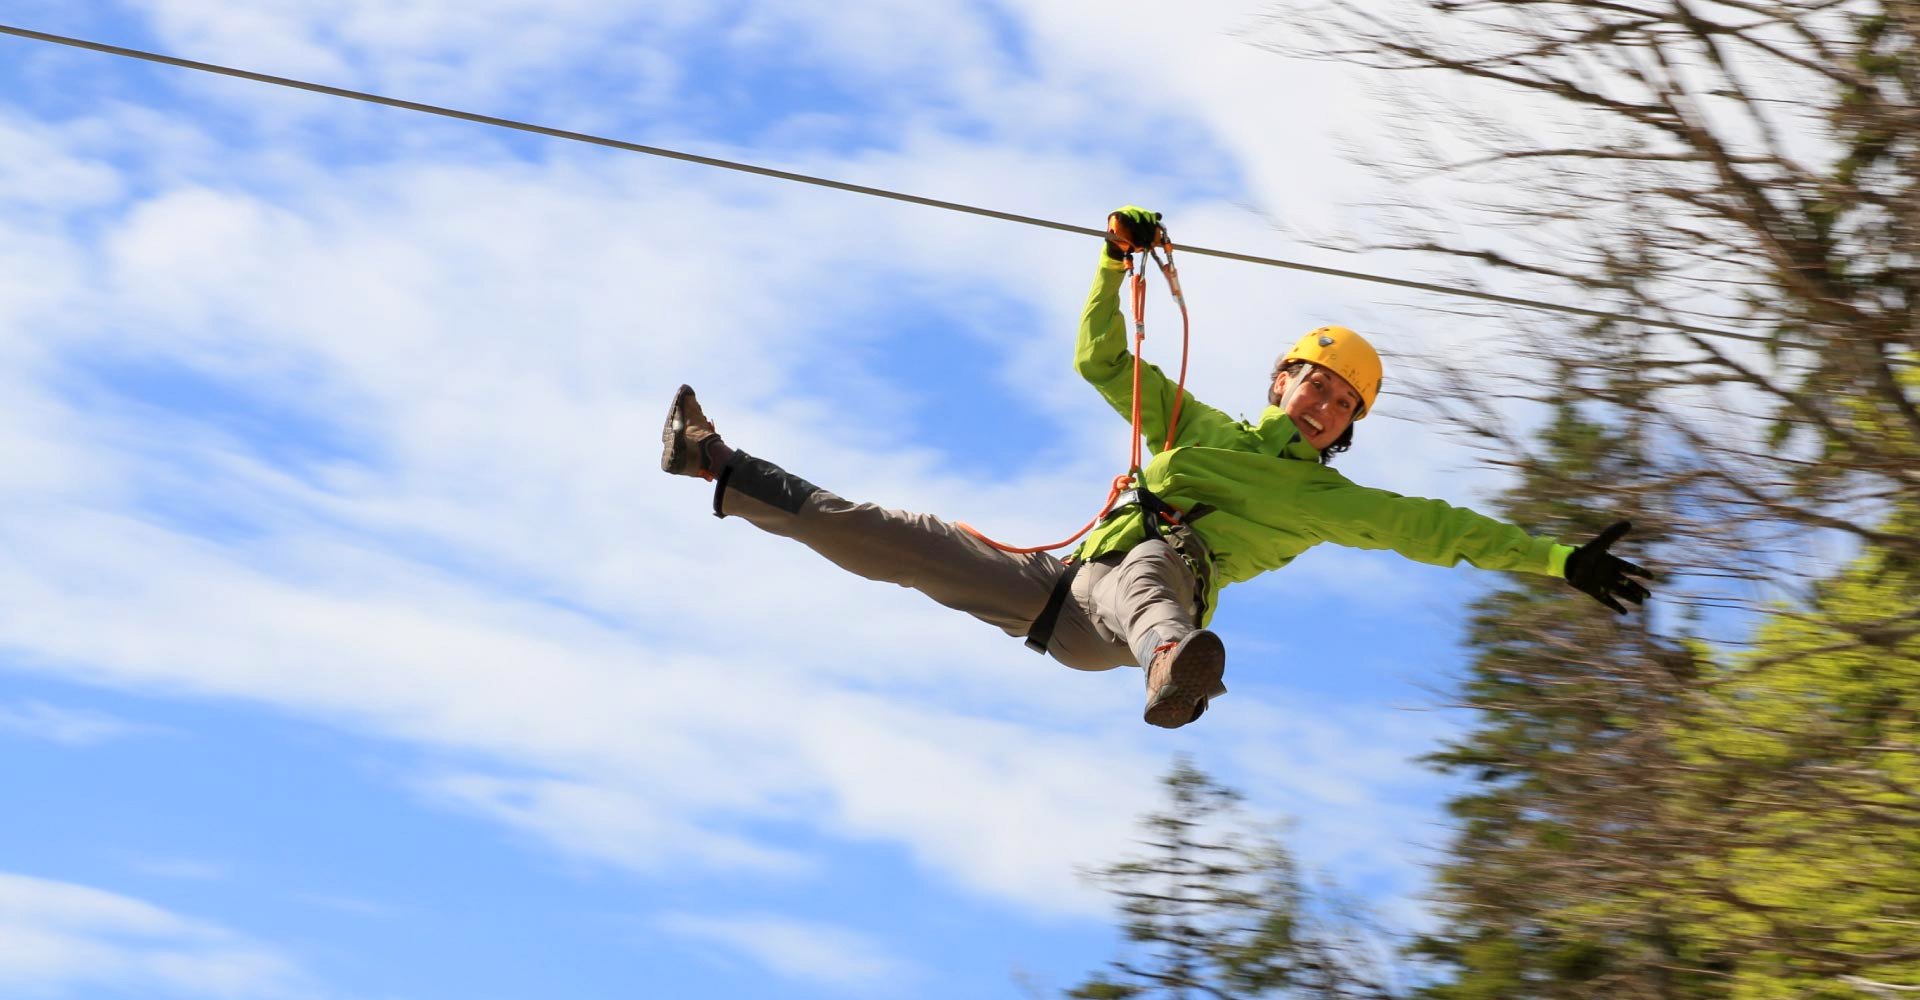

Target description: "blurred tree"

left=1410, top=392, right=1721, bottom=1000
left=1067, top=757, right=1402, bottom=999
left=1246, top=2, right=1919, bottom=997
left=1254, top=0, right=1917, bottom=573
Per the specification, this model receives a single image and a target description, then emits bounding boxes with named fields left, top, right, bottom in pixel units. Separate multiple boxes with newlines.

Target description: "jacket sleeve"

left=1155, top=446, right=1572, bottom=577
left=1290, top=468, right=1574, bottom=577
left=1074, top=255, right=1242, bottom=452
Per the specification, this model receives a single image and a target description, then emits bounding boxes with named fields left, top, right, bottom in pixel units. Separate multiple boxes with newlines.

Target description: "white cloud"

left=655, top=911, right=913, bottom=989
left=0, top=112, right=125, bottom=214
left=425, top=773, right=816, bottom=877
left=131, top=0, right=992, bottom=133
left=0, top=700, right=147, bottom=746
left=0, top=871, right=309, bottom=999
left=0, top=495, right=1159, bottom=913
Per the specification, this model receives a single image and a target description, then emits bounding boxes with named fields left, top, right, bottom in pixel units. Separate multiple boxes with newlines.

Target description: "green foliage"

left=1415, top=413, right=1920, bottom=1000
left=1412, top=389, right=1722, bottom=1000
left=1658, top=506, right=1920, bottom=1000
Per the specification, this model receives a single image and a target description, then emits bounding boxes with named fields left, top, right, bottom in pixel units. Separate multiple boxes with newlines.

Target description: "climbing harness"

left=958, top=231, right=1209, bottom=657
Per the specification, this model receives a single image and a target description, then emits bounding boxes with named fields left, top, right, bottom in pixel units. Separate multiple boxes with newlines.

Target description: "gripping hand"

left=1564, top=521, right=1653, bottom=614
left=1106, top=206, right=1163, bottom=260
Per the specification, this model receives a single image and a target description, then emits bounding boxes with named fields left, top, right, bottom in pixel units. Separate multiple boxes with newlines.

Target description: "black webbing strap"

left=1105, top=488, right=1214, bottom=535
left=1024, top=560, right=1083, bottom=655
left=710, top=462, right=735, bottom=518
left=1139, top=496, right=1164, bottom=541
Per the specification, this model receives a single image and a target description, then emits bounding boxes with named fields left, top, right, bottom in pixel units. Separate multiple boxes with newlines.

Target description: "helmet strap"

left=1273, top=361, right=1312, bottom=411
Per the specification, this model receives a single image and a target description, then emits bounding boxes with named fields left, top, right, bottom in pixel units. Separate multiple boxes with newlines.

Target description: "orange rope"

left=960, top=240, right=1190, bottom=555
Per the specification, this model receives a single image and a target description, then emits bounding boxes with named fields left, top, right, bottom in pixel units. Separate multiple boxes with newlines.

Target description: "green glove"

left=1105, top=206, right=1163, bottom=260
left=1564, top=521, right=1653, bottom=614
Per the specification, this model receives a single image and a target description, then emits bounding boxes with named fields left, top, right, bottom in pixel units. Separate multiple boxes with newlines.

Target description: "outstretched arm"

left=1300, top=474, right=1653, bottom=612
left=1297, top=475, right=1572, bottom=578
left=1157, top=446, right=1653, bottom=613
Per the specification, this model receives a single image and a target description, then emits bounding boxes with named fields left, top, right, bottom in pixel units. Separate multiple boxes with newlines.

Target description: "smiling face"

left=1270, top=363, right=1364, bottom=451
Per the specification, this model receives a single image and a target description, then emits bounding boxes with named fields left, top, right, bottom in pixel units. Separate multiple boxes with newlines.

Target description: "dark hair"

left=1276, top=361, right=1356, bottom=463
left=1322, top=423, right=1354, bottom=461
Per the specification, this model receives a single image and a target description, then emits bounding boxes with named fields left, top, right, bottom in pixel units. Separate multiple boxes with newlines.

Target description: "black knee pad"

left=712, top=451, right=821, bottom=518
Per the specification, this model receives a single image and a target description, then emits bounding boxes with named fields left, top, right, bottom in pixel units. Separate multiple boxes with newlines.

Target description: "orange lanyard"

left=960, top=239, right=1192, bottom=555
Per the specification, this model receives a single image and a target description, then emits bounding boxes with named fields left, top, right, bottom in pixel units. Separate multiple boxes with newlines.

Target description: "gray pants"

left=715, top=452, right=1205, bottom=672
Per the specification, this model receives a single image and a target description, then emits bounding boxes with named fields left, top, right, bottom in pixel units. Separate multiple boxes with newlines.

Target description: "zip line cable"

left=0, top=21, right=1875, bottom=359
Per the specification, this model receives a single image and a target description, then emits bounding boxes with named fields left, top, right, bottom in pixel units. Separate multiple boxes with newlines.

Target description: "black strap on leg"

left=1024, top=560, right=1082, bottom=655
left=710, top=460, right=735, bottom=519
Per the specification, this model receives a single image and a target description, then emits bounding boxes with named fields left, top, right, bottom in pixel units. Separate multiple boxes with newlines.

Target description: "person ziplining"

left=662, top=206, right=1652, bottom=729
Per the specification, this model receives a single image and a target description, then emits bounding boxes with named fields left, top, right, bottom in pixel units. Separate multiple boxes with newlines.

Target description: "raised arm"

left=1073, top=209, right=1241, bottom=453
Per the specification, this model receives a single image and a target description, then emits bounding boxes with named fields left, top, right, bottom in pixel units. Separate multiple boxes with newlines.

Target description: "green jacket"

left=1071, top=256, right=1573, bottom=625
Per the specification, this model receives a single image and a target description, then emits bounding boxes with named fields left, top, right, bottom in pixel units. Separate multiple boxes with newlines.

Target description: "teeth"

left=1303, top=415, right=1323, bottom=432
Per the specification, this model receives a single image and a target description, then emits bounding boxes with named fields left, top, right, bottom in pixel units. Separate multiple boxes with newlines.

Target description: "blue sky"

left=0, top=2, right=1575, bottom=997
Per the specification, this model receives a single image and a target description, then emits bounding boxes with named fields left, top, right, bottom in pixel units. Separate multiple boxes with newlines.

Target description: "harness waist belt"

left=1101, top=490, right=1141, bottom=521
left=1101, top=490, right=1215, bottom=527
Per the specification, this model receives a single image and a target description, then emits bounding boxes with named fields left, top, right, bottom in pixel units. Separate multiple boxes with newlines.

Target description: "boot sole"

left=661, top=384, right=695, bottom=475
left=1143, top=631, right=1225, bottom=730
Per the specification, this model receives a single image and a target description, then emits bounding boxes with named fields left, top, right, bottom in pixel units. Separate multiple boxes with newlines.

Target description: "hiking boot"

left=661, top=384, right=724, bottom=478
left=1143, top=630, right=1225, bottom=730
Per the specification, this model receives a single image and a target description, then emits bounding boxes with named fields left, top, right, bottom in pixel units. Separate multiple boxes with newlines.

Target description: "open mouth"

left=1301, top=414, right=1324, bottom=433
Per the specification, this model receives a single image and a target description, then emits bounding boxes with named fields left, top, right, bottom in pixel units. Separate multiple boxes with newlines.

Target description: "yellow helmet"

left=1274, top=325, right=1383, bottom=419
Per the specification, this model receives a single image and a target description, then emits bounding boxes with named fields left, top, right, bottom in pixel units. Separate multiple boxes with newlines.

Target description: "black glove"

left=1564, top=521, right=1653, bottom=614
left=1105, top=206, right=1163, bottom=260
